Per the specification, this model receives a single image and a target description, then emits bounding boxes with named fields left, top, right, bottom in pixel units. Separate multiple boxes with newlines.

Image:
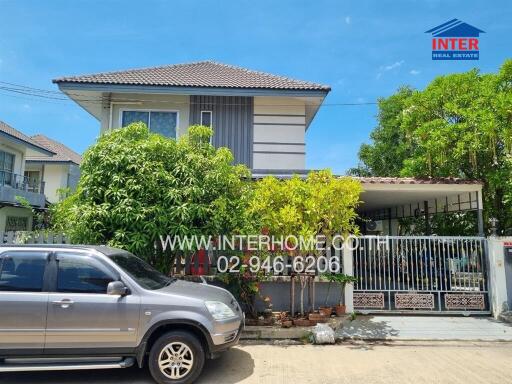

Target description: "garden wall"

left=254, top=279, right=345, bottom=312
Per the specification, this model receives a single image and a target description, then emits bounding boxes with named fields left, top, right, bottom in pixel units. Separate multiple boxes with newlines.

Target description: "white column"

left=488, top=236, right=511, bottom=318
left=343, top=242, right=354, bottom=313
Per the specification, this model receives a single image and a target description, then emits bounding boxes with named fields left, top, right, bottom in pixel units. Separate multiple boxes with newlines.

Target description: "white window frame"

left=119, top=108, right=180, bottom=138
left=200, top=110, right=213, bottom=127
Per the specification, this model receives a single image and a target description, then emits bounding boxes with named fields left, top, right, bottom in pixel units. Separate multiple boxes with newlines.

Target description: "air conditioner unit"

left=366, top=220, right=384, bottom=232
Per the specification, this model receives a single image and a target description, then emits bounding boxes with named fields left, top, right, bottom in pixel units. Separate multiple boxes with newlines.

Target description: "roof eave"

left=26, top=159, right=79, bottom=165
left=0, top=131, right=55, bottom=156
left=55, top=82, right=330, bottom=98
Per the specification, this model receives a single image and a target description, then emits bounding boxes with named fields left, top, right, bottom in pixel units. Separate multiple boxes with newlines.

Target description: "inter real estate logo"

left=425, top=19, right=485, bottom=60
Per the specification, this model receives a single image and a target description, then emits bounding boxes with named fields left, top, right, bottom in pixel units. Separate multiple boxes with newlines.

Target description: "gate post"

left=488, top=236, right=511, bottom=318
left=342, top=241, right=354, bottom=313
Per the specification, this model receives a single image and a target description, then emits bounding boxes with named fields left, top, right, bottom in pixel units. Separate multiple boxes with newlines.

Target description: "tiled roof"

left=251, top=170, right=482, bottom=185
left=0, top=120, right=55, bottom=155
left=355, top=177, right=483, bottom=185
left=27, top=135, right=81, bottom=165
left=53, top=61, right=331, bottom=91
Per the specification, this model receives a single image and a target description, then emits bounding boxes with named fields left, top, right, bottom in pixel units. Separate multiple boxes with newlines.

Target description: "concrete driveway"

left=2, top=341, right=512, bottom=384
left=337, top=315, right=512, bottom=341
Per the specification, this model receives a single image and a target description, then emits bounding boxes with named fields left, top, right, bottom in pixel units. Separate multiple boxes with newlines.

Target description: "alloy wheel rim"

left=158, top=342, right=194, bottom=379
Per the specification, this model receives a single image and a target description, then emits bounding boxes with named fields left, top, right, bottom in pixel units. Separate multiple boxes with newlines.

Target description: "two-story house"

left=25, top=135, right=81, bottom=203
left=53, top=61, right=330, bottom=172
left=0, top=121, right=53, bottom=231
left=53, top=61, right=495, bottom=316
left=54, top=61, right=486, bottom=236
left=0, top=121, right=82, bottom=232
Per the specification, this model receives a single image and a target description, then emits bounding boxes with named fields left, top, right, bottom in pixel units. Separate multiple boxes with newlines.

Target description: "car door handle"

left=52, top=299, right=74, bottom=308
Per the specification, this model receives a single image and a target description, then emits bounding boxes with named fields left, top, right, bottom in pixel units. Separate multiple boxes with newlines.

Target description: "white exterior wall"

left=252, top=96, right=306, bottom=170
left=101, top=94, right=190, bottom=137
left=43, top=164, right=69, bottom=203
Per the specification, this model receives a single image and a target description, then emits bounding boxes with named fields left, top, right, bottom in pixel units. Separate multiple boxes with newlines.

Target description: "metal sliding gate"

left=353, top=236, right=490, bottom=314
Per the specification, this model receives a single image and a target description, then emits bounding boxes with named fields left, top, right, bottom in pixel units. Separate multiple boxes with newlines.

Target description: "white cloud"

left=376, top=60, right=405, bottom=79
left=345, top=16, right=351, bottom=25
left=410, top=69, right=421, bottom=75
left=382, top=60, right=404, bottom=71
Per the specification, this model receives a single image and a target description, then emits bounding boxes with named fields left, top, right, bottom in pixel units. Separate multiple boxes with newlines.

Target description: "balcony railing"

left=0, top=170, right=45, bottom=195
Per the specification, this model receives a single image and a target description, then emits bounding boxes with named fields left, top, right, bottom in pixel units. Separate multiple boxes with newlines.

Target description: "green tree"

left=249, top=170, right=362, bottom=315
left=250, top=170, right=362, bottom=242
left=352, top=60, right=512, bottom=234
left=52, top=123, right=253, bottom=270
left=351, top=86, right=414, bottom=177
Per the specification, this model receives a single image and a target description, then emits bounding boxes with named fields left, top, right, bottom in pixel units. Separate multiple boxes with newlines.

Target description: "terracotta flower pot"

left=293, top=318, right=312, bottom=327
left=281, top=320, right=293, bottom=328
left=334, top=305, right=346, bottom=316
left=319, top=306, right=333, bottom=317
left=245, top=318, right=259, bottom=326
left=308, top=313, right=327, bottom=322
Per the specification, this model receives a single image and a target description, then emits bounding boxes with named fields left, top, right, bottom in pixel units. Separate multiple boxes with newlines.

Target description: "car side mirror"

left=107, top=281, right=129, bottom=296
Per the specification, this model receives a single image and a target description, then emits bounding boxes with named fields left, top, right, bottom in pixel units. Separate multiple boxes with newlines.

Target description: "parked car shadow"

left=198, top=347, right=254, bottom=383
left=0, top=347, right=255, bottom=384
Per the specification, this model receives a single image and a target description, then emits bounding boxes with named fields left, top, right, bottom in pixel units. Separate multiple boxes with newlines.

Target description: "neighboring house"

left=53, top=61, right=330, bottom=171
left=0, top=121, right=54, bottom=231
left=25, top=134, right=82, bottom=203
left=54, top=61, right=484, bottom=235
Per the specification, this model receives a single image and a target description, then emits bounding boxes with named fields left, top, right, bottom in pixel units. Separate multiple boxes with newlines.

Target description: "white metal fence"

left=353, top=236, right=489, bottom=314
left=0, top=231, right=69, bottom=245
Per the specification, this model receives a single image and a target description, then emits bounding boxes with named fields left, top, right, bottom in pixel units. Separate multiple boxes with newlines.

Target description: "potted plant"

left=327, top=273, right=358, bottom=316
left=318, top=273, right=336, bottom=316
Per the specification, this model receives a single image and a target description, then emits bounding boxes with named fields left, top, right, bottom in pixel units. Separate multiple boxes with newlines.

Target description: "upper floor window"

left=0, top=150, right=15, bottom=186
left=200, top=111, right=212, bottom=127
left=121, top=110, right=177, bottom=138
left=24, top=170, right=41, bottom=193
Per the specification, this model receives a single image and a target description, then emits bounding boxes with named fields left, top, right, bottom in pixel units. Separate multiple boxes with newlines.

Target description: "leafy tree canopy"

left=249, top=170, right=362, bottom=247
left=350, top=59, right=512, bottom=234
left=52, top=123, right=253, bottom=261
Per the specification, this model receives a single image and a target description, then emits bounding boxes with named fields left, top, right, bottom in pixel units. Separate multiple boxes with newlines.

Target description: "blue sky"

left=0, top=0, right=510, bottom=173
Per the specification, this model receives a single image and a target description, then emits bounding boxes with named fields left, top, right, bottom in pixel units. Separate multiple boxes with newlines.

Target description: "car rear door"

left=45, top=251, right=140, bottom=352
left=0, top=250, right=51, bottom=353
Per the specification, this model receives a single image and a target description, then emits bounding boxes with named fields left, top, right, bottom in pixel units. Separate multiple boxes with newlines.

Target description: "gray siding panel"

left=189, top=95, right=253, bottom=167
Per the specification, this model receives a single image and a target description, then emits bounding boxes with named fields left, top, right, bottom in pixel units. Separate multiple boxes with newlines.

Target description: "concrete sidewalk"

left=337, top=315, right=512, bottom=341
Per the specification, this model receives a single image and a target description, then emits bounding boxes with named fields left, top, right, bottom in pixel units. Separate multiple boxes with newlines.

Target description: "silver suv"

left=0, top=245, right=243, bottom=384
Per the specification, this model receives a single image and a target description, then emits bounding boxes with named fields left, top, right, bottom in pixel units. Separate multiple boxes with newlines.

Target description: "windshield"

left=109, top=252, right=174, bottom=290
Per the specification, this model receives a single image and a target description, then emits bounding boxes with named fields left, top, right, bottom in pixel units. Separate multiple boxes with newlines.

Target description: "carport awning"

left=356, top=177, right=483, bottom=220
left=249, top=172, right=484, bottom=220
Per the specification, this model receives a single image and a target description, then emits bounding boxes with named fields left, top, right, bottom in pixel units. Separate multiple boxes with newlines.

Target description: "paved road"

left=2, top=342, right=512, bottom=384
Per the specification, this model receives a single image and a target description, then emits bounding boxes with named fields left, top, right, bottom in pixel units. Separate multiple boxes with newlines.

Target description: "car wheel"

left=148, top=330, right=205, bottom=384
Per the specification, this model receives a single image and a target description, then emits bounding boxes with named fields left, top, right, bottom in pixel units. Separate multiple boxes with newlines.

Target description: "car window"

left=56, top=253, right=116, bottom=294
left=109, top=252, right=173, bottom=290
left=0, top=251, right=48, bottom=292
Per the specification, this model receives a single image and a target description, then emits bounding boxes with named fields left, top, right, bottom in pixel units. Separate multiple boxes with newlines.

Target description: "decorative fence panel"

left=353, top=236, right=490, bottom=314
left=0, top=231, right=70, bottom=245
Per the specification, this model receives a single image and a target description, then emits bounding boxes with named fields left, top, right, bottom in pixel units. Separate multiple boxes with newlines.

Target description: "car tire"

left=148, top=330, right=205, bottom=384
